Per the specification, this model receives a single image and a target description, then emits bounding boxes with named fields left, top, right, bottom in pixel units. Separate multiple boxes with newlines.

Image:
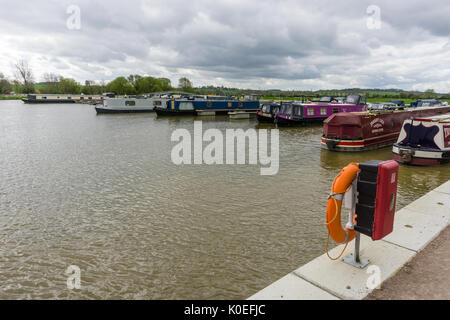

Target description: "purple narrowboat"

left=275, top=95, right=367, bottom=126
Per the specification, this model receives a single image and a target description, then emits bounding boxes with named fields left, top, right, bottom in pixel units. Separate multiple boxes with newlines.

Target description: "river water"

left=0, top=100, right=448, bottom=299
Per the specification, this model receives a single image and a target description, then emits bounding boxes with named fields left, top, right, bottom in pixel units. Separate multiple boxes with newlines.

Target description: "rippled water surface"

left=0, top=100, right=449, bottom=299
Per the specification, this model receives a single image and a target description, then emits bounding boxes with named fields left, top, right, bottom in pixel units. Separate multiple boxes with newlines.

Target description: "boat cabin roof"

left=413, top=113, right=450, bottom=122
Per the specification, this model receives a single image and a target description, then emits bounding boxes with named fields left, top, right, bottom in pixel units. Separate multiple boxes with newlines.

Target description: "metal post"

left=342, top=177, right=370, bottom=269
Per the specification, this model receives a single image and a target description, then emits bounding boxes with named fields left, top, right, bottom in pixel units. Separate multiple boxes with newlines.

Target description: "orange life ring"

left=326, top=163, right=360, bottom=245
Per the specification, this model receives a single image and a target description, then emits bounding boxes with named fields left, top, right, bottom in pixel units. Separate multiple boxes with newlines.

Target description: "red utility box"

left=355, top=160, right=399, bottom=240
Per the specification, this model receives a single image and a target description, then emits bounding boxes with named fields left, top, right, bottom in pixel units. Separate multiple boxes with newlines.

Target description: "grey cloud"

left=0, top=0, right=448, bottom=91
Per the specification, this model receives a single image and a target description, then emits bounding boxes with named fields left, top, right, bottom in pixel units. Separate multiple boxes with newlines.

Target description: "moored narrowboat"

left=256, top=103, right=280, bottom=123
left=22, top=94, right=105, bottom=104
left=95, top=97, right=169, bottom=114
left=392, top=113, right=450, bottom=165
left=154, top=98, right=260, bottom=116
left=321, top=106, right=450, bottom=152
left=274, top=94, right=366, bottom=126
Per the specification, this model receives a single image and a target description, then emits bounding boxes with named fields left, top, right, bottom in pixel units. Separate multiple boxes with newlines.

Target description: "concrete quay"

left=248, top=180, right=450, bottom=300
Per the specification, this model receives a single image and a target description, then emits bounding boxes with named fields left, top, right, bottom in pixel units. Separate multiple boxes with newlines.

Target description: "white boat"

left=228, top=111, right=254, bottom=119
left=95, top=97, right=169, bottom=113
left=392, top=113, right=450, bottom=165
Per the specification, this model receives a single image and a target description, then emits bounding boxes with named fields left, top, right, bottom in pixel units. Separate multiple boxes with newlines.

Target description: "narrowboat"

left=256, top=103, right=280, bottom=123
left=392, top=113, right=450, bottom=166
left=274, top=94, right=367, bottom=126
left=321, top=106, right=450, bottom=152
left=410, top=99, right=448, bottom=108
left=22, top=94, right=104, bottom=104
left=154, top=98, right=260, bottom=116
left=95, top=97, right=169, bottom=114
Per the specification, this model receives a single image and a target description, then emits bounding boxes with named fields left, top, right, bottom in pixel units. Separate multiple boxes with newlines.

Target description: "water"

left=0, top=100, right=448, bottom=299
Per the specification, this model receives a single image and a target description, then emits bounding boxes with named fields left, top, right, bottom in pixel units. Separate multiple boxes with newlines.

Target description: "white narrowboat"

left=392, top=113, right=450, bottom=165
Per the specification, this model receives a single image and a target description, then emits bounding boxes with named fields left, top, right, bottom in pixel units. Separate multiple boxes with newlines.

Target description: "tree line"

left=0, top=60, right=446, bottom=100
left=0, top=60, right=195, bottom=95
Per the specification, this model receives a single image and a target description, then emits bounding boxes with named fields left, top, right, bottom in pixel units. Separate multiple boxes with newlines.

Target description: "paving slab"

left=248, top=273, right=339, bottom=300
left=383, top=207, right=450, bottom=252
left=434, top=181, right=450, bottom=195
left=402, top=190, right=450, bottom=219
left=293, top=236, right=416, bottom=300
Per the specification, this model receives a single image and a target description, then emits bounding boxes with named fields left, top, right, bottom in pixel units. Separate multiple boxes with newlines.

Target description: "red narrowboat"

left=321, top=106, right=450, bottom=152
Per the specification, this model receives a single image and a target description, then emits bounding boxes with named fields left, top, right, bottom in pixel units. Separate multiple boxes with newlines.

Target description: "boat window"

left=333, top=108, right=339, bottom=113
left=207, top=102, right=212, bottom=107
left=261, top=104, right=270, bottom=113
left=179, top=102, right=194, bottom=110
left=125, top=100, right=136, bottom=106
left=154, top=100, right=162, bottom=106
left=294, top=106, right=303, bottom=116
left=345, top=95, right=359, bottom=104
left=320, top=108, right=327, bottom=115
left=307, top=108, right=314, bottom=116
left=238, top=102, right=243, bottom=107
left=280, top=104, right=293, bottom=115
left=228, top=102, right=233, bottom=107
left=273, top=106, right=280, bottom=114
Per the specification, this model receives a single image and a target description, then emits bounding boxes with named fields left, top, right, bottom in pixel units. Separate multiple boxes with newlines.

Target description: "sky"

left=0, top=0, right=449, bottom=92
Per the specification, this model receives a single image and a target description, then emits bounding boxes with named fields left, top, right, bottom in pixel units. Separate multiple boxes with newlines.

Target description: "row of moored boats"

left=23, top=93, right=450, bottom=166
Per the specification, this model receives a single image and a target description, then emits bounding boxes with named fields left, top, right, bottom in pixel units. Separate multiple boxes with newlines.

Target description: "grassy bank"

left=0, top=95, right=26, bottom=100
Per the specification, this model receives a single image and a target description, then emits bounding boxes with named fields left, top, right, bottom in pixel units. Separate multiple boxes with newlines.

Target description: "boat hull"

left=392, top=145, right=450, bottom=166
left=276, top=116, right=325, bottom=126
left=22, top=99, right=76, bottom=104
left=95, top=107, right=154, bottom=114
left=256, top=112, right=275, bottom=123
left=154, top=108, right=196, bottom=116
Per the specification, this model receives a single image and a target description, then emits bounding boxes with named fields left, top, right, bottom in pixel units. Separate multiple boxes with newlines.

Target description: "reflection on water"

left=0, top=100, right=449, bottom=299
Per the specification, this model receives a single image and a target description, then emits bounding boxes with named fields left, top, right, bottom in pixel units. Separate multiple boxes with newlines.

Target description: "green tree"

left=106, top=77, right=136, bottom=95
left=57, top=78, right=81, bottom=94
left=0, top=73, right=12, bottom=93
left=178, top=77, right=193, bottom=90
left=424, top=89, right=436, bottom=99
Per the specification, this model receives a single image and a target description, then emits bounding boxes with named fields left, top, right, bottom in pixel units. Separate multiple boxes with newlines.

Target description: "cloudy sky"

left=0, top=0, right=449, bottom=91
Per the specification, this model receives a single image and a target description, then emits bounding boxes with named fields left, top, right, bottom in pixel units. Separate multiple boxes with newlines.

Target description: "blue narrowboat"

left=154, top=98, right=260, bottom=116
left=256, top=103, right=281, bottom=123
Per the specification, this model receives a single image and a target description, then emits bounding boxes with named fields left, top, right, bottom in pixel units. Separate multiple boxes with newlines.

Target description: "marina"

left=1, top=100, right=449, bottom=300
left=1, top=0, right=449, bottom=304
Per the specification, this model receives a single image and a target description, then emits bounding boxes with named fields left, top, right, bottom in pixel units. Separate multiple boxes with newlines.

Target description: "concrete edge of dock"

left=248, top=180, right=450, bottom=300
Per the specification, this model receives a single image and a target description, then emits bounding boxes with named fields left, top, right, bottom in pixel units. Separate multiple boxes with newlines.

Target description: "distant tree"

left=0, top=73, right=12, bottom=94
left=127, top=74, right=143, bottom=89
left=424, top=89, right=436, bottom=99
left=57, top=78, right=81, bottom=94
left=106, top=77, right=136, bottom=95
left=158, top=78, right=172, bottom=91
left=41, top=73, right=62, bottom=93
left=14, top=60, right=35, bottom=93
left=178, top=77, right=193, bottom=90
